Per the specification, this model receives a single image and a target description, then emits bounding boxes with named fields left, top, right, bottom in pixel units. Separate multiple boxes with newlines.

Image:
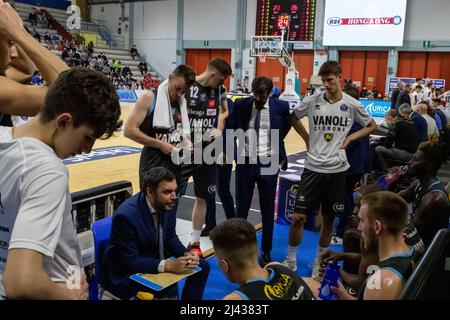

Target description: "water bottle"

left=318, top=261, right=340, bottom=300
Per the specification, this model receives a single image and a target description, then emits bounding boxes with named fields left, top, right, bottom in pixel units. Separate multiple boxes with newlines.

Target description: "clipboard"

left=130, top=266, right=202, bottom=291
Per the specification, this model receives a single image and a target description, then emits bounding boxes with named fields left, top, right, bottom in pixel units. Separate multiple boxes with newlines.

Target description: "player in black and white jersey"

left=210, top=218, right=314, bottom=301
left=182, top=58, right=232, bottom=255
left=283, top=61, right=377, bottom=277
left=124, top=65, right=196, bottom=190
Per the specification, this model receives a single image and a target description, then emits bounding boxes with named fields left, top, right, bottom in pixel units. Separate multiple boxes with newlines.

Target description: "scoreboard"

left=255, top=0, right=316, bottom=42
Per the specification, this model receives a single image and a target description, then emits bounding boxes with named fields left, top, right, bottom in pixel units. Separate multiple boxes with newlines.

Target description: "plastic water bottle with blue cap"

left=318, top=261, right=340, bottom=300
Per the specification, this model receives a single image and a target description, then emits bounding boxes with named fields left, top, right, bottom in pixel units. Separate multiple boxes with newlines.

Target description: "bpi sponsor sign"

left=323, top=0, right=407, bottom=47
left=360, top=99, right=390, bottom=118
left=327, top=16, right=402, bottom=26
left=389, top=77, right=446, bottom=93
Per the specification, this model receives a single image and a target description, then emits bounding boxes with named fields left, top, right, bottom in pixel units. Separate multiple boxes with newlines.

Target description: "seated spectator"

left=360, top=87, right=368, bottom=98
left=28, top=9, right=37, bottom=26
left=433, top=98, right=450, bottom=125
left=305, top=191, right=416, bottom=300
left=103, top=167, right=210, bottom=300
left=32, top=28, right=41, bottom=42
left=130, top=44, right=140, bottom=60
left=102, top=64, right=110, bottom=76
left=372, top=87, right=379, bottom=99
left=209, top=218, right=314, bottom=300
left=43, top=32, right=50, bottom=43
left=400, top=103, right=428, bottom=143
left=139, top=60, right=148, bottom=75
left=121, top=66, right=132, bottom=78
left=375, top=109, right=419, bottom=170
left=399, top=143, right=450, bottom=248
left=428, top=101, right=445, bottom=132
left=319, top=184, right=382, bottom=296
left=417, top=101, right=438, bottom=137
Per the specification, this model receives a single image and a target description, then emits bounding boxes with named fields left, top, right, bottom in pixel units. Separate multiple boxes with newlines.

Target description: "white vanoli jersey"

left=294, top=92, right=372, bottom=173
left=0, top=138, right=83, bottom=298
left=444, top=91, right=450, bottom=107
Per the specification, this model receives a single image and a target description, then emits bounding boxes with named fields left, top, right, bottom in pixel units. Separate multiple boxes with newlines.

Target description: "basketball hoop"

left=259, top=52, right=268, bottom=63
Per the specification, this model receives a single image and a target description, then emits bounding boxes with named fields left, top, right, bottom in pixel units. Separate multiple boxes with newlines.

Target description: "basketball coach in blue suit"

left=233, top=76, right=292, bottom=267
left=103, top=167, right=210, bottom=300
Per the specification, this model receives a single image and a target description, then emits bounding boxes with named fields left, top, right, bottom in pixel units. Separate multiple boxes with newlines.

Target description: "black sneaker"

left=259, top=252, right=271, bottom=267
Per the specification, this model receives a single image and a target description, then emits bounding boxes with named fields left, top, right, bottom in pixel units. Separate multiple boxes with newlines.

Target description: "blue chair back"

left=376, top=174, right=389, bottom=191
left=91, top=216, right=113, bottom=291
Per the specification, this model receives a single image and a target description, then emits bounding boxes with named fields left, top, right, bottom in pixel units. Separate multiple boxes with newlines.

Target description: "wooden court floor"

left=67, top=102, right=308, bottom=194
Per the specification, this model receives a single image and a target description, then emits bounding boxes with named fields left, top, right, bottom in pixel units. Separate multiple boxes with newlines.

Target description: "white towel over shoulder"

left=152, top=79, right=190, bottom=136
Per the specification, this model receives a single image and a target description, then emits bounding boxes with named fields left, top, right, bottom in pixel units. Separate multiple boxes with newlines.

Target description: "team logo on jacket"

left=324, top=133, right=334, bottom=142
left=200, top=93, right=207, bottom=102
left=340, top=104, right=348, bottom=112
left=208, top=99, right=216, bottom=108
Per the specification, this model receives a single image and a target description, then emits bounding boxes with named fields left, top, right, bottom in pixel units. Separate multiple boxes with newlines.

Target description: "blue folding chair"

left=91, top=216, right=113, bottom=300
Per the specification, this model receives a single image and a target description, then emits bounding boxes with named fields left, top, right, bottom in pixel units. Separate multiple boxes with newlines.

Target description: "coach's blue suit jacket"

left=103, top=192, right=187, bottom=299
left=232, top=97, right=292, bottom=170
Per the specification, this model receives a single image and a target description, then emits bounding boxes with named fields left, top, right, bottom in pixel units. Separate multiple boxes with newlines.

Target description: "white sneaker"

left=331, top=235, right=343, bottom=245
left=282, top=256, right=298, bottom=272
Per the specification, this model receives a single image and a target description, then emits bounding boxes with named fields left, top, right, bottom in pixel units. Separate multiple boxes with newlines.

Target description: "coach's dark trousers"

left=236, top=161, right=278, bottom=254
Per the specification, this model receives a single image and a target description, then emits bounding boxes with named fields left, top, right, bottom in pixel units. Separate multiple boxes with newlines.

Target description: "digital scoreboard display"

left=255, top=0, right=316, bottom=42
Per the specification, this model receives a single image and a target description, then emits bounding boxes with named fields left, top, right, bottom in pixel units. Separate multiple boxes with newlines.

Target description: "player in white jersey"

left=411, top=85, right=423, bottom=111
left=283, top=61, right=377, bottom=276
left=438, top=90, right=450, bottom=107
left=0, top=67, right=122, bottom=299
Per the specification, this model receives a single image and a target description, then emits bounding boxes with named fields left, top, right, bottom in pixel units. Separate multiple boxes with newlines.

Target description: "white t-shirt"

left=422, top=88, right=434, bottom=103
left=293, top=92, right=372, bottom=173
left=0, top=126, right=12, bottom=143
left=421, top=114, right=438, bottom=135
left=443, top=91, right=450, bottom=107
left=0, top=137, right=82, bottom=298
left=411, top=92, right=423, bottom=107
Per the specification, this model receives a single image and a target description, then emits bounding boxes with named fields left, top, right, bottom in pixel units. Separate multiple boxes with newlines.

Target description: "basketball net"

left=259, top=52, right=268, bottom=63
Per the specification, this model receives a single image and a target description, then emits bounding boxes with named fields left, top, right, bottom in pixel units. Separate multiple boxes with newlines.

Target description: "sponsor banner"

left=63, top=146, right=142, bottom=165
left=117, top=90, right=138, bottom=103
left=388, top=77, right=445, bottom=93
left=292, top=41, right=314, bottom=50
left=360, top=99, right=391, bottom=118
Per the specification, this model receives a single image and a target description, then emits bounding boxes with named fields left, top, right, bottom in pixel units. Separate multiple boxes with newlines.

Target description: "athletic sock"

left=191, top=229, right=202, bottom=243
left=317, top=245, right=329, bottom=257
left=288, top=245, right=298, bottom=261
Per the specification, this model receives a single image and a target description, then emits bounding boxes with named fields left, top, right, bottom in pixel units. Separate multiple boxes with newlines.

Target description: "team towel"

left=152, top=79, right=190, bottom=135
